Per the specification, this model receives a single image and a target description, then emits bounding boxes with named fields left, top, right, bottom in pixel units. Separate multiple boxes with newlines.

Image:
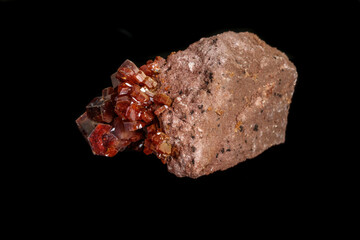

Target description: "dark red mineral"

left=76, top=57, right=172, bottom=162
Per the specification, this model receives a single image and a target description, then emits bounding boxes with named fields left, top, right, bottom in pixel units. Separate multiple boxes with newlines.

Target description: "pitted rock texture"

left=157, top=31, right=297, bottom=178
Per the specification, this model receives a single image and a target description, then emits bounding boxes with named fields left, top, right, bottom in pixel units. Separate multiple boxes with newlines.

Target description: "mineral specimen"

left=76, top=31, right=297, bottom=178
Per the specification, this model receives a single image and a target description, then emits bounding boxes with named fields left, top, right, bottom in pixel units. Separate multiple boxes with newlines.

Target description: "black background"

left=2, top=0, right=358, bottom=219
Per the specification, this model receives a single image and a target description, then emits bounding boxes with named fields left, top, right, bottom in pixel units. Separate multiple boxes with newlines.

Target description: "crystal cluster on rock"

left=76, top=57, right=173, bottom=161
left=76, top=31, right=298, bottom=178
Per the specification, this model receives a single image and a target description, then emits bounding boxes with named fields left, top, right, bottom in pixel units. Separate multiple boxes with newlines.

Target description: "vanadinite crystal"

left=76, top=57, right=172, bottom=162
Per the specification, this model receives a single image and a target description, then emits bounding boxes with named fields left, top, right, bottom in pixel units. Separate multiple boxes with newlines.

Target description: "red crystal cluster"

left=76, top=57, right=172, bottom=163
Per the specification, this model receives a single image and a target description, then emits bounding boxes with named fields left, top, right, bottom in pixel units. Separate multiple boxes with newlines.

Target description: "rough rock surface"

left=157, top=31, right=297, bottom=178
